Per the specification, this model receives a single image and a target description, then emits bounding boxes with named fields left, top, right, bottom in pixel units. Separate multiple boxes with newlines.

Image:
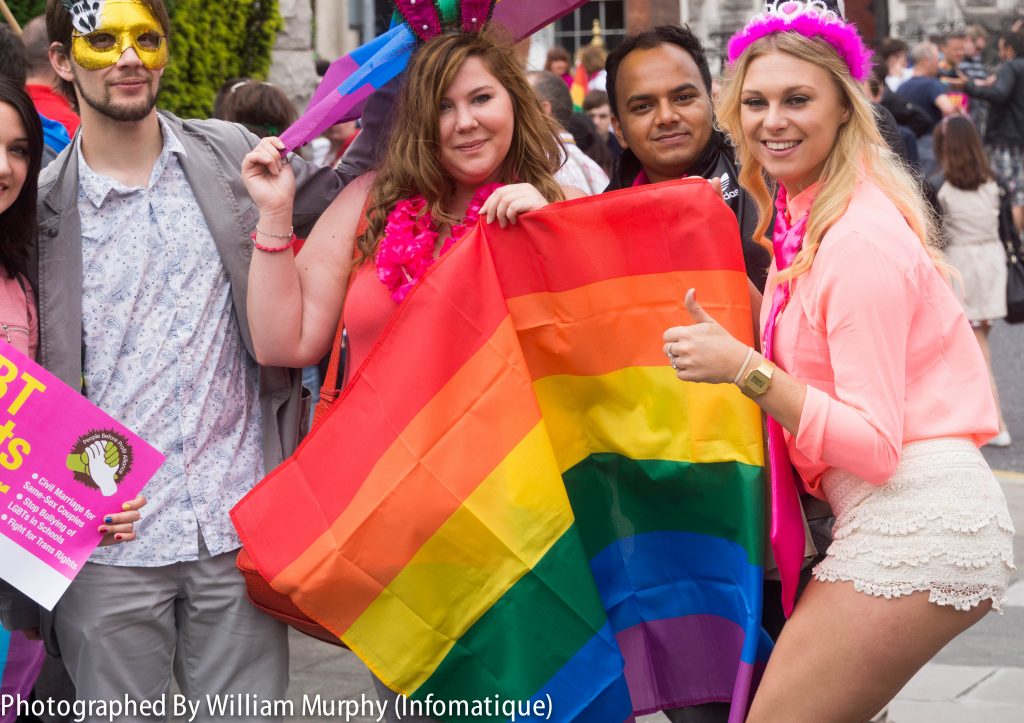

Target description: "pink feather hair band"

left=727, top=0, right=873, bottom=82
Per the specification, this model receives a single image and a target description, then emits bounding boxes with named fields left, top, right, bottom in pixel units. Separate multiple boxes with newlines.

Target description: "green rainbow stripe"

left=409, top=527, right=609, bottom=715
left=563, top=455, right=764, bottom=564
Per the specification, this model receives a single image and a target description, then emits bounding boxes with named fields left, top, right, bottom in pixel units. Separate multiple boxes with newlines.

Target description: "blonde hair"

left=358, top=30, right=565, bottom=260
left=716, top=32, right=941, bottom=285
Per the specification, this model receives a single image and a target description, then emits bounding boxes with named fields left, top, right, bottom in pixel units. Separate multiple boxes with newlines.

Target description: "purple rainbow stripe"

left=616, top=617, right=766, bottom=720
left=0, top=630, right=45, bottom=723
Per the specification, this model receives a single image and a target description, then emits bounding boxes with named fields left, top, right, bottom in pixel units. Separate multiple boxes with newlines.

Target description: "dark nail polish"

left=115, top=534, right=123, bottom=541
left=104, top=516, right=113, bottom=523
left=98, top=526, right=108, bottom=534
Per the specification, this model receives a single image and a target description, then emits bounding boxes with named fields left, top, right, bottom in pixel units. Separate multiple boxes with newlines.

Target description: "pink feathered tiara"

left=727, top=0, right=873, bottom=81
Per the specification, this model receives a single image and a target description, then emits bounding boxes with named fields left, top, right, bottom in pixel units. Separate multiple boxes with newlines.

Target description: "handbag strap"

left=317, top=195, right=373, bottom=409
left=318, top=325, right=347, bottom=406
left=998, top=180, right=1022, bottom=256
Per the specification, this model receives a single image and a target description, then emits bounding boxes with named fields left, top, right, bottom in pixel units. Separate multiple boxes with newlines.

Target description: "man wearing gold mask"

left=10, top=1, right=389, bottom=718
left=54, top=0, right=168, bottom=122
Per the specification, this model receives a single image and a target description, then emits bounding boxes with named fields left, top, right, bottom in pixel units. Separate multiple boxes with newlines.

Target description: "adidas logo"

left=719, top=172, right=740, bottom=200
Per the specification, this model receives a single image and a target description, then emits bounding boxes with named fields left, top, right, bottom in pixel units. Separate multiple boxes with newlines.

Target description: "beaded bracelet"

left=250, top=229, right=296, bottom=253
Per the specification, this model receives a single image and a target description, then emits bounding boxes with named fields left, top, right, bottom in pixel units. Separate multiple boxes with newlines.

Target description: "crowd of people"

left=0, top=0, right=1019, bottom=721
left=875, top=24, right=1024, bottom=447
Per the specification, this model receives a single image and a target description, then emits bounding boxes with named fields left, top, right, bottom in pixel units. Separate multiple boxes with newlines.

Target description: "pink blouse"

left=761, top=178, right=997, bottom=498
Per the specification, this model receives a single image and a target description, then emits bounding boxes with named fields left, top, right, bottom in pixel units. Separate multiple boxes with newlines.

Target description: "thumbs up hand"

left=663, top=289, right=750, bottom=384
left=683, top=287, right=717, bottom=324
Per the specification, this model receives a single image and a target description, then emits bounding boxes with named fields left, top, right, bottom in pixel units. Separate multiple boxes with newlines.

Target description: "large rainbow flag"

left=233, top=180, right=772, bottom=721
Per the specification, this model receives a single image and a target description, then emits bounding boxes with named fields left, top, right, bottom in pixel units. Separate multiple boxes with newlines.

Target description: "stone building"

left=526, top=0, right=1024, bottom=74
left=268, top=0, right=319, bottom=113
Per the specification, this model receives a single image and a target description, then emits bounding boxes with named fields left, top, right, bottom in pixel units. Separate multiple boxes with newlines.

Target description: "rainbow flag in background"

left=232, top=180, right=772, bottom=721
left=570, top=62, right=589, bottom=110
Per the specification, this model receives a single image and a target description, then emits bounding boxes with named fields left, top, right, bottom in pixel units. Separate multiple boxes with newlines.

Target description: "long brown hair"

left=0, top=79, right=42, bottom=279
left=934, top=116, right=992, bottom=191
left=716, top=32, right=940, bottom=285
left=357, top=29, right=564, bottom=260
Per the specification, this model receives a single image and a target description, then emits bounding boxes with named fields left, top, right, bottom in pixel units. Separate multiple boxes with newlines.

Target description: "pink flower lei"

left=727, top=1, right=873, bottom=82
left=375, top=183, right=503, bottom=303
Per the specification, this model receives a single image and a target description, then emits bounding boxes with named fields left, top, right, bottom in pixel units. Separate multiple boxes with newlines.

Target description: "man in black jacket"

left=953, top=31, right=1024, bottom=232
left=604, top=25, right=770, bottom=292
left=602, top=25, right=779, bottom=723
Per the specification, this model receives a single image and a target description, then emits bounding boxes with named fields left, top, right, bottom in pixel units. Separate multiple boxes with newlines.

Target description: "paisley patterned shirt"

left=77, top=118, right=264, bottom=566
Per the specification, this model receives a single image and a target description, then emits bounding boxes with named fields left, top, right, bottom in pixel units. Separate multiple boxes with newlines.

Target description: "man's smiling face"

left=611, top=43, right=713, bottom=183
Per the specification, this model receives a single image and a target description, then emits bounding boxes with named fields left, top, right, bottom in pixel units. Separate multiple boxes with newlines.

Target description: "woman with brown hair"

left=545, top=45, right=573, bottom=86
left=240, top=29, right=581, bottom=375
left=933, top=115, right=1011, bottom=446
left=239, top=27, right=581, bottom=720
left=213, top=78, right=298, bottom=139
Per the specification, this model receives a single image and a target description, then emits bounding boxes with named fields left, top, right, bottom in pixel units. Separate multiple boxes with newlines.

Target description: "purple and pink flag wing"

left=0, top=629, right=44, bottom=723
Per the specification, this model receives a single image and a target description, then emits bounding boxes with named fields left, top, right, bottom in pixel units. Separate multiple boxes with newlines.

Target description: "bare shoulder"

left=560, top=184, right=588, bottom=200
left=304, top=172, right=376, bottom=262
left=321, top=172, right=375, bottom=227
left=338, top=171, right=376, bottom=206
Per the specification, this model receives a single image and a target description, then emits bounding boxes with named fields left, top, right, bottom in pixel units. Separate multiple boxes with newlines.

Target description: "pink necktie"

left=762, top=185, right=808, bottom=616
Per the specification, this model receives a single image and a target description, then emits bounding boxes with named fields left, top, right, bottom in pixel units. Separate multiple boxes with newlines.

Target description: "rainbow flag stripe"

left=570, top=62, right=589, bottom=110
left=233, top=180, right=771, bottom=721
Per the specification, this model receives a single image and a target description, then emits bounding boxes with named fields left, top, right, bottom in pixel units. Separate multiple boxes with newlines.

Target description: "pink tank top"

left=0, top=274, right=38, bottom=358
left=342, top=259, right=399, bottom=375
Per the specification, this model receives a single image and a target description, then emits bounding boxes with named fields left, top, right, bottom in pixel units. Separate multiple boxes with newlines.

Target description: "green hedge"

left=7, top=0, right=46, bottom=27
left=160, top=0, right=283, bottom=118
left=9, top=0, right=283, bottom=118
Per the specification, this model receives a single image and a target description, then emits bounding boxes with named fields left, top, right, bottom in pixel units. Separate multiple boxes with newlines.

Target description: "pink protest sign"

left=0, top=340, right=164, bottom=609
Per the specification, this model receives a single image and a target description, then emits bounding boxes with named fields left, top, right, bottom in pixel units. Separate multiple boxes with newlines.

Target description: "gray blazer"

left=10, top=94, right=387, bottom=652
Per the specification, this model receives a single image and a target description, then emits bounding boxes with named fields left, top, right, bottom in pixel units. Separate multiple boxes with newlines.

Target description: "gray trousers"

left=53, top=545, right=288, bottom=722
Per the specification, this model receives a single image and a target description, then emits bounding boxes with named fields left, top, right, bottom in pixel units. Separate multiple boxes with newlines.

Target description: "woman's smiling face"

left=739, top=50, right=850, bottom=196
left=437, top=56, right=515, bottom=191
left=0, top=102, right=29, bottom=216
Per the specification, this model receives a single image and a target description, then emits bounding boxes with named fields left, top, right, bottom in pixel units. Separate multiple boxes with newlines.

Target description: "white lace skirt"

left=812, top=438, right=1016, bottom=611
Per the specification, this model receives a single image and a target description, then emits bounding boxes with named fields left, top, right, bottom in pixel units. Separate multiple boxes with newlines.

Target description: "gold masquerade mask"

left=67, top=0, right=168, bottom=70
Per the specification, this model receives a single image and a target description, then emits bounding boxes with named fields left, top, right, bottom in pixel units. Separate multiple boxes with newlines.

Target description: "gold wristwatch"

left=740, top=358, right=776, bottom=397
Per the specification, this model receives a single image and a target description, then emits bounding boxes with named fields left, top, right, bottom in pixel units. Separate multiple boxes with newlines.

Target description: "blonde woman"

left=661, top=3, right=1014, bottom=720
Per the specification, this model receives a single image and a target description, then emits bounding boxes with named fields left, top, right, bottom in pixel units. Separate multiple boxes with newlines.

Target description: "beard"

left=73, top=69, right=160, bottom=122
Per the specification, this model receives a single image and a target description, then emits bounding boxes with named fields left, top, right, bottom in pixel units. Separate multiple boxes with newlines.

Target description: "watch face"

left=748, top=371, right=770, bottom=394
